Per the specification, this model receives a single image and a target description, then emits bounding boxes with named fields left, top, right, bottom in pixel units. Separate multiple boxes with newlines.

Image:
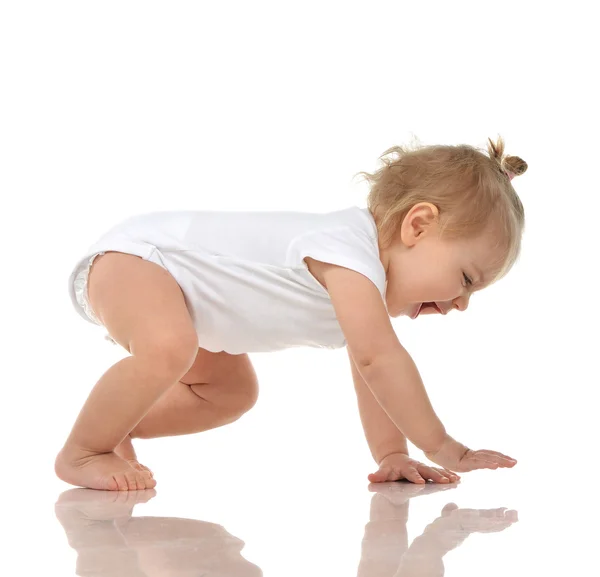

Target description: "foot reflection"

left=54, top=489, right=262, bottom=576
left=358, top=481, right=518, bottom=576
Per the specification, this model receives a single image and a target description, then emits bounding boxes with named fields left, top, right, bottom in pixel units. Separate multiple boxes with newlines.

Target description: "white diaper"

left=73, top=251, right=117, bottom=345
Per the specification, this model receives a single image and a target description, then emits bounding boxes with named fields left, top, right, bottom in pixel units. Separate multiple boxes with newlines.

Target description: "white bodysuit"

left=67, top=206, right=387, bottom=354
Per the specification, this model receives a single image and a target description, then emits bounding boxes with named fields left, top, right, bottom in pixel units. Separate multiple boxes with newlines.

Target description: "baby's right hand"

left=424, top=435, right=518, bottom=473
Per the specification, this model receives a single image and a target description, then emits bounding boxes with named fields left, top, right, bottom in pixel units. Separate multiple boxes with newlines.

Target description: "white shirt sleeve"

left=285, top=225, right=387, bottom=298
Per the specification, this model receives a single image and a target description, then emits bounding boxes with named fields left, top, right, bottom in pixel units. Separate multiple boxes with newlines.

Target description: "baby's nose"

left=453, top=295, right=470, bottom=312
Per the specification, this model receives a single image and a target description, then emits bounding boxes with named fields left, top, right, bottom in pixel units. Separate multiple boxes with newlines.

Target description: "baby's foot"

left=55, top=447, right=156, bottom=491
left=114, top=435, right=153, bottom=477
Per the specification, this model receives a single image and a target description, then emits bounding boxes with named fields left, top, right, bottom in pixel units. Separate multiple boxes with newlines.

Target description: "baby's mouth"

left=412, top=302, right=443, bottom=318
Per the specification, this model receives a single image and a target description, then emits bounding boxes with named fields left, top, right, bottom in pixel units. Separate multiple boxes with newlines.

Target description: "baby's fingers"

left=369, top=466, right=412, bottom=483
left=402, top=465, right=427, bottom=484
left=459, top=458, right=497, bottom=472
left=463, top=451, right=517, bottom=471
left=477, top=450, right=518, bottom=467
left=417, top=465, right=460, bottom=484
left=473, top=450, right=517, bottom=468
left=369, top=466, right=425, bottom=484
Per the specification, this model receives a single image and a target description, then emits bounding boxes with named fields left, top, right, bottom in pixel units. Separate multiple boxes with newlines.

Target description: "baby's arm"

left=322, top=264, right=517, bottom=473
left=348, top=346, right=409, bottom=463
left=322, top=265, right=446, bottom=454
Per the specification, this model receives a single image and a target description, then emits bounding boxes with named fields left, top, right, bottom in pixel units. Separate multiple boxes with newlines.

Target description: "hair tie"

left=504, top=169, right=515, bottom=181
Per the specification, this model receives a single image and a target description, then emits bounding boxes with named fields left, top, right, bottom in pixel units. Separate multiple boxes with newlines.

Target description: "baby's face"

left=380, top=205, right=507, bottom=319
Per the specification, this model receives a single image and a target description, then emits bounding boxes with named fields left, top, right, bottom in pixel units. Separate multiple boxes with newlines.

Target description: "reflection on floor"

left=54, top=482, right=517, bottom=576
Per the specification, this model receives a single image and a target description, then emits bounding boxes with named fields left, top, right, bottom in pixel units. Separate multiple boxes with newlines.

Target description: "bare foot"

left=114, top=435, right=154, bottom=477
left=55, top=447, right=157, bottom=491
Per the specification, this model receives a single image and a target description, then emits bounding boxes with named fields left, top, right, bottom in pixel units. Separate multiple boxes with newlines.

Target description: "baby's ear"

left=400, top=203, right=440, bottom=246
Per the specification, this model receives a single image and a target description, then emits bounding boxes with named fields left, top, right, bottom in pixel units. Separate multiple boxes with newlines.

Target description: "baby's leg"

left=115, top=349, right=259, bottom=472
left=55, top=252, right=199, bottom=491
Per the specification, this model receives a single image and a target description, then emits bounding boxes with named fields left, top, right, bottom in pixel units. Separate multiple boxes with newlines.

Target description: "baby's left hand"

left=368, top=452, right=461, bottom=484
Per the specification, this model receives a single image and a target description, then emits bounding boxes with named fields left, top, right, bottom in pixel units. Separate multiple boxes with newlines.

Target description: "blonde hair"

left=353, top=135, right=528, bottom=284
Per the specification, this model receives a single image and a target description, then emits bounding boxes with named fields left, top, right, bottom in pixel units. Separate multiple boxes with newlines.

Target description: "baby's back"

left=111, top=209, right=341, bottom=263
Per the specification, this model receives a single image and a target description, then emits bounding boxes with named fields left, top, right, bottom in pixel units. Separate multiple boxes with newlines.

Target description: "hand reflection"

left=54, top=489, right=262, bottom=577
left=358, top=481, right=518, bottom=577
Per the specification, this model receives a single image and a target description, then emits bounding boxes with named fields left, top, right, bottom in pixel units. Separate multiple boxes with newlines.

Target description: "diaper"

left=73, top=252, right=117, bottom=345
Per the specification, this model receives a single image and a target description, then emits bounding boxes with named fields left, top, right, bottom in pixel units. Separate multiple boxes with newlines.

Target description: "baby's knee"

left=235, top=387, right=259, bottom=415
left=222, top=386, right=259, bottom=420
left=221, top=395, right=258, bottom=425
left=134, top=333, right=199, bottom=379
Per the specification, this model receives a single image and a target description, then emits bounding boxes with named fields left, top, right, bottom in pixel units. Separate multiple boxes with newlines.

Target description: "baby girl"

left=55, top=135, right=524, bottom=491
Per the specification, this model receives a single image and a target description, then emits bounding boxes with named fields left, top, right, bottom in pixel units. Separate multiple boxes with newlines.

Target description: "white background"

left=1, top=1, right=598, bottom=575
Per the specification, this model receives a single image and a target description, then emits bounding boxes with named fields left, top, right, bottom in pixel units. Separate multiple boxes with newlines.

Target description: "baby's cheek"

left=425, top=278, right=455, bottom=302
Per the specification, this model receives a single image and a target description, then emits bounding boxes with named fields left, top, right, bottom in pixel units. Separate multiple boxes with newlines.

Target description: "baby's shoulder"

left=326, top=205, right=374, bottom=229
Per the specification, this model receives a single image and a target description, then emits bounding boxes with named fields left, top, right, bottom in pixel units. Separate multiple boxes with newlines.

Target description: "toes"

left=110, top=471, right=152, bottom=491
left=105, top=476, right=119, bottom=491
left=132, top=472, right=145, bottom=491
left=111, top=474, right=129, bottom=492
left=143, top=472, right=157, bottom=489
left=135, top=474, right=147, bottom=491
left=124, top=471, right=141, bottom=491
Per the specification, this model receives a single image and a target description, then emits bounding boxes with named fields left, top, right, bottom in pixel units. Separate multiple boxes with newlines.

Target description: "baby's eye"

left=463, top=273, right=473, bottom=286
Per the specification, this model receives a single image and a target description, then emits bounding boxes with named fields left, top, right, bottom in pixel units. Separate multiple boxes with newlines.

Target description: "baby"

left=55, top=136, right=525, bottom=491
